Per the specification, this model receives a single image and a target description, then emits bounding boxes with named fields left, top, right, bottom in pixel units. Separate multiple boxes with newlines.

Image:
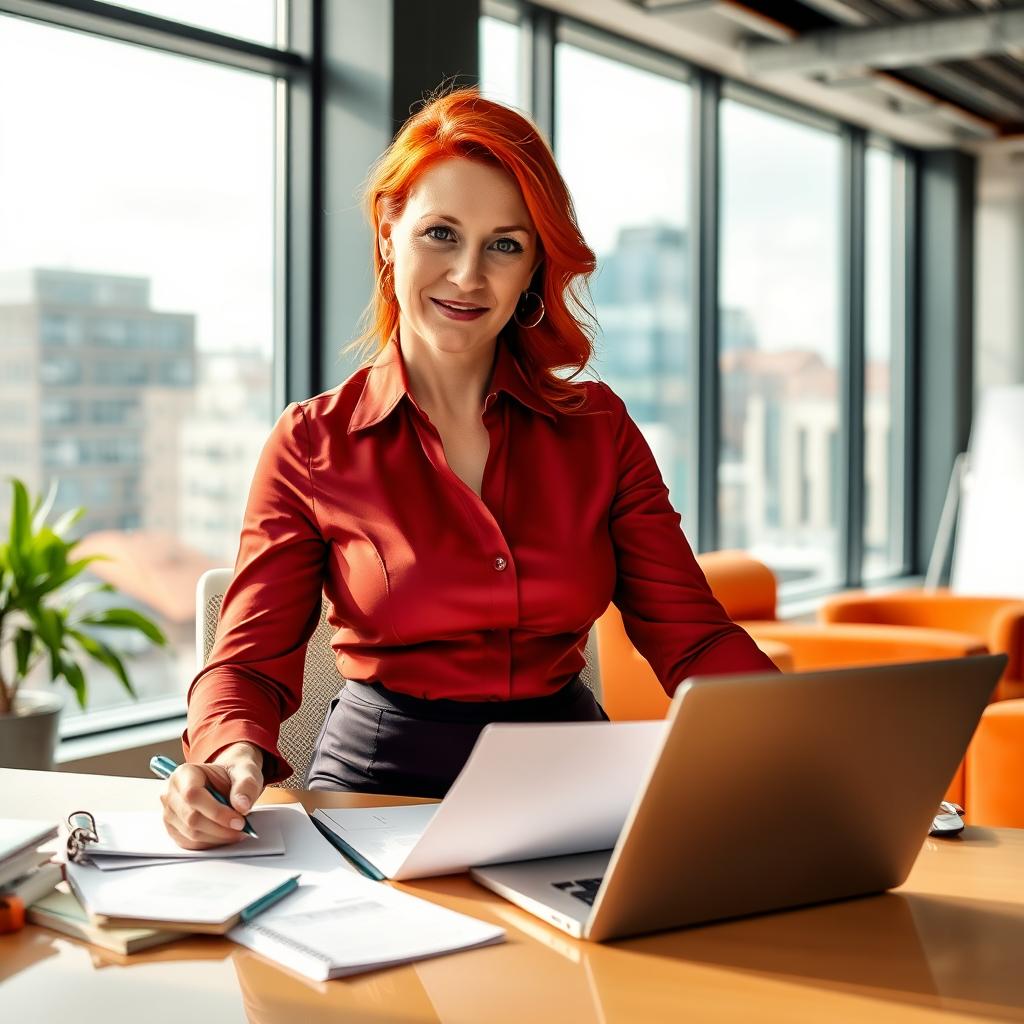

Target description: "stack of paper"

left=83, top=809, right=286, bottom=871
left=230, top=868, right=504, bottom=981
left=65, top=858, right=300, bottom=934
left=27, top=889, right=182, bottom=954
left=0, top=819, right=62, bottom=910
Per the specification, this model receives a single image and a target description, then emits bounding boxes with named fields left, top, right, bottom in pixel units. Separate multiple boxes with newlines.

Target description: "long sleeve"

left=604, top=385, right=778, bottom=695
left=183, top=402, right=328, bottom=783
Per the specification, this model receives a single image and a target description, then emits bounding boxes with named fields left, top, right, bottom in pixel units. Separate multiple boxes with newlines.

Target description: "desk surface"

left=2, top=768, right=1023, bottom=1023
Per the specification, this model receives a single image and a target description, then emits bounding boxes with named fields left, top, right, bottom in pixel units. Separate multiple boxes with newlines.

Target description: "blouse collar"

left=348, top=333, right=556, bottom=433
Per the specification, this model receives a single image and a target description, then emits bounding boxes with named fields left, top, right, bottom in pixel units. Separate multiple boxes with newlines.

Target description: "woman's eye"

left=492, top=238, right=523, bottom=254
left=425, top=226, right=453, bottom=241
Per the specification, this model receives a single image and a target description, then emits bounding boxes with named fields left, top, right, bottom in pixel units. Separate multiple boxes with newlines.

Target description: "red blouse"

left=184, top=337, right=777, bottom=782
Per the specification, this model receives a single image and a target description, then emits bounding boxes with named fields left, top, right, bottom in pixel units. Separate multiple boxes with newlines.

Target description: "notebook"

left=71, top=809, right=286, bottom=863
left=0, top=848, right=53, bottom=890
left=27, top=888, right=182, bottom=955
left=1, top=820, right=58, bottom=870
left=65, top=859, right=300, bottom=934
left=0, top=862, right=63, bottom=908
left=229, top=869, right=505, bottom=981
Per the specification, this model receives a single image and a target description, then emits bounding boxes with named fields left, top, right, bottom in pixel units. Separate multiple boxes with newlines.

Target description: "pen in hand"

left=149, top=754, right=259, bottom=838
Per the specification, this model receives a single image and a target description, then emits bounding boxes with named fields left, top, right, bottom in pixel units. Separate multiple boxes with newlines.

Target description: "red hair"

left=351, top=86, right=597, bottom=409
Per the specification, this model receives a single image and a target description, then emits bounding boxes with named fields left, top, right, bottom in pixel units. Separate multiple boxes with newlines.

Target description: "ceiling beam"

left=744, top=5, right=1024, bottom=76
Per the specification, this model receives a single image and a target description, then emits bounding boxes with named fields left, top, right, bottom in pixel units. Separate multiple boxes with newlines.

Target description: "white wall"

left=975, top=146, right=1024, bottom=394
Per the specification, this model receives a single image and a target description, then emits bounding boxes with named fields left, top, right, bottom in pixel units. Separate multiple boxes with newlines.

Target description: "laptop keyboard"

left=552, top=877, right=604, bottom=907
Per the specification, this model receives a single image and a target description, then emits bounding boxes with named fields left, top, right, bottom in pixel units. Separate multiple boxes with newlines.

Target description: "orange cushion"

left=966, top=699, right=1024, bottom=827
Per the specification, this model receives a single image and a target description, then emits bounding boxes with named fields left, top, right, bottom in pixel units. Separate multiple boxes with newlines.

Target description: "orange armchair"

left=966, top=699, right=1024, bottom=827
left=820, top=590, right=1024, bottom=702
left=595, top=551, right=989, bottom=807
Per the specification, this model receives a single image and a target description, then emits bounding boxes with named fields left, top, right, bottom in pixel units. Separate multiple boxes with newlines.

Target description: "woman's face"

left=379, top=157, right=541, bottom=359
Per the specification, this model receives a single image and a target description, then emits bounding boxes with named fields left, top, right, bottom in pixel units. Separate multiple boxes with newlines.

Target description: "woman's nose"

left=448, top=249, right=486, bottom=291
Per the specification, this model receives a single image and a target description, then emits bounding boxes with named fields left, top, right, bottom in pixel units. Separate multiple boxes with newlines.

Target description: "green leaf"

left=13, top=629, right=36, bottom=678
left=61, top=657, right=88, bottom=711
left=29, top=555, right=109, bottom=601
left=68, top=629, right=137, bottom=700
left=75, top=608, right=167, bottom=646
left=31, top=478, right=59, bottom=534
left=7, top=478, right=31, bottom=576
left=31, top=606, right=65, bottom=651
left=48, top=648, right=85, bottom=709
left=51, top=505, right=87, bottom=539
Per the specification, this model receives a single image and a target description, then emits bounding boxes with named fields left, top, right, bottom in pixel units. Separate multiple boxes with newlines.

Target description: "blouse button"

left=494, top=556, right=508, bottom=572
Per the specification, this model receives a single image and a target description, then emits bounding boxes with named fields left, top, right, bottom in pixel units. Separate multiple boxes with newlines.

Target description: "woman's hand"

left=160, top=742, right=266, bottom=850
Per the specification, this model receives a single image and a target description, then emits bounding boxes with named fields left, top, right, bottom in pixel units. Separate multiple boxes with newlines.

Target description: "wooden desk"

left=2, top=768, right=1023, bottom=1023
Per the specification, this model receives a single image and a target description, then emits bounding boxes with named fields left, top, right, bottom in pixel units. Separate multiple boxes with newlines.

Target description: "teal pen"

left=149, top=754, right=259, bottom=838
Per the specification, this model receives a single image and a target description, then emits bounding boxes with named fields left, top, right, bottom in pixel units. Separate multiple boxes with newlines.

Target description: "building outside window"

left=0, top=8, right=278, bottom=729
left=718, top=95, right=843, bottom=589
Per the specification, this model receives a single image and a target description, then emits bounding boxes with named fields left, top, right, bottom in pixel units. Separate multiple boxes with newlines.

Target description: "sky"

left=0, top=7, right=275, bottom=355
left=482, top=18, right=899, bottom=364
left=0, top=8, right=899, bottom=364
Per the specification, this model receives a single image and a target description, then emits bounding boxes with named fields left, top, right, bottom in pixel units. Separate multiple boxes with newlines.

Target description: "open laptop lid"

left=585, top=654, right=1006, bottom=942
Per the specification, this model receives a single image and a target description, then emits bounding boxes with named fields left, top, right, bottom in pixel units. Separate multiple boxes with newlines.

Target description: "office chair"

left=196, top=568, right=603, bottom=790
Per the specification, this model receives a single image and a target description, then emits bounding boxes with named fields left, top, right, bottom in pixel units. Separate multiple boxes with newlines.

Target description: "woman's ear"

left=378, top=219, right=393, bottom=264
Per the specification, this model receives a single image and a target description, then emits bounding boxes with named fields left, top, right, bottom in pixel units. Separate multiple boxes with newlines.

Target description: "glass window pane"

left=555, top=43, right=693, bottom=519
left=480, top=13, right=525, bottom=109
left=108, top=1, right=278, bottom=46
left=863, top=146, right=906, bottom=579
left=0, top=16, right=277, bottom=727
left=718, top=98, right=842, bottom=590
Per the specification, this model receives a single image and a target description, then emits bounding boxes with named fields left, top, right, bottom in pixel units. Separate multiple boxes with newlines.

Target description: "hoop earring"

left=514, top=290, right=545, bottom=329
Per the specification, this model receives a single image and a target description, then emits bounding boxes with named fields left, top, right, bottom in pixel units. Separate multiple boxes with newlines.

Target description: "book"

left=65, top=859, right=301, bottom=934
left=0, top=862, right=63, bottom=908
left=27, top=889, right=182, bottom=955
left=0, top=820, right=58, bottom=864
left=229, top=869, right=505, bottom=981
left=0, top=848, right=52, bottom=890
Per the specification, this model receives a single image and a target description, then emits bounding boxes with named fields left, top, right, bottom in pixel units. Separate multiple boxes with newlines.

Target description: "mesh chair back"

left=198, top=569, right=603, bottom=790
left=199, top=574, right=344, bottom=790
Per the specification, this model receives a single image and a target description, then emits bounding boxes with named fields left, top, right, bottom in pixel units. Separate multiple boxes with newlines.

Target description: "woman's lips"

left=431, top=298, right=488, bottom=321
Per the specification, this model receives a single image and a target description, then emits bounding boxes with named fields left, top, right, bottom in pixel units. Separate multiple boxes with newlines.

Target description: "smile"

left=430, top=298, right=488, bottom=321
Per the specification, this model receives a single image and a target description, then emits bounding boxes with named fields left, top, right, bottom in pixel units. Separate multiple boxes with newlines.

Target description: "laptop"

left=470, top=655, right=1006, bottom=943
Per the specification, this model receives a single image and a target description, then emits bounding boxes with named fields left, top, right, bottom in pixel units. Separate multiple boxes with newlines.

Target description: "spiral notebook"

left=65, top=858, right=300, bottom=934
left=229, top=869, right=505, bottom=981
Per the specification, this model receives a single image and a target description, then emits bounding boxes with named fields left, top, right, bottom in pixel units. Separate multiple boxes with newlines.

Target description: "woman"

left=161, top=88, right=777, bottom=850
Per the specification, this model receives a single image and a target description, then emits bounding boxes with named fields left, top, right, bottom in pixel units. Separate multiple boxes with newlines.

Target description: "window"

left=107, top=1, right=279, bottom=46
left=480, top=9, right=526, bottom=109
left=555, top=37, right=694, bottom=519
left=41, top=398, right=81, bottom=425
left=0, top=12, right=278, bottom=730
left=718, top=96, right=842, bottom=589
left=863, top=145, right=907, bottom=579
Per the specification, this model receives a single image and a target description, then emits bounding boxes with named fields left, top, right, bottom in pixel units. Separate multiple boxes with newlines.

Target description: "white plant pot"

left=0, top=690, right=64, bottom=770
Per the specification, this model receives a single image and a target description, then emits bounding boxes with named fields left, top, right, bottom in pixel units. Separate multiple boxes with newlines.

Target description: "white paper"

left=66, top=858, right=299, bottom=925
left=315, top=720, right=666, bottom=880
left=85, top=807, right=285, bottom=860
left=229, top=868, right=504, bottom=981
left=93, top=803, right=357, bottom=875
left=0, top=818, right=58, bottom=861
left=312, top=804, right=439, bottom=878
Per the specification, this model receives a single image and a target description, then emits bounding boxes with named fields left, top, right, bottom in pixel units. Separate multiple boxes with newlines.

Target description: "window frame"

left=1, top=0, right=314, bottom=739
left=3, top=0, right=925, bottom=742
left=496, top=0, right=918, bottom=596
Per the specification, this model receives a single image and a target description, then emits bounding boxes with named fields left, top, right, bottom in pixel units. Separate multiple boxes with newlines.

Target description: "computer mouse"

left=929, top=809, right=965, bottom=838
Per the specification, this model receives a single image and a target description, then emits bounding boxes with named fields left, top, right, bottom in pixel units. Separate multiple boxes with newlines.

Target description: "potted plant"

left=0, top=477, right=167, bottom=770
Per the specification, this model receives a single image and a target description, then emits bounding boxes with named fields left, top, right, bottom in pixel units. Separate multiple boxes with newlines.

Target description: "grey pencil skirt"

left=306, top=676, right=609, bottom=799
